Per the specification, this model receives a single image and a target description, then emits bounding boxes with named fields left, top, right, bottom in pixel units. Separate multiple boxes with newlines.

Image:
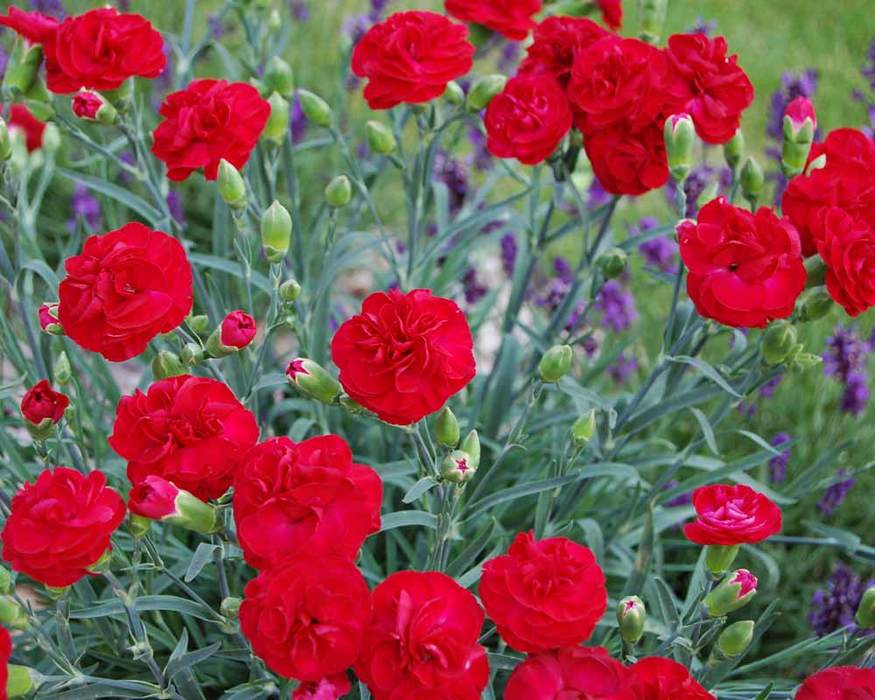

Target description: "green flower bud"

left=286, top=358, right=341, bottom=404
left=0, top=567, right=12, bottom=595
left=704, top=569, right=757, bottom=617
left=466, top=74, right=507, bottom=112
left=188, top=314, right=210, bottom=335
left=804, top=255, right=827, bottom=288
left=3, top=39, right=42, bottom=94
left=264, top=56, right=295, bottom=97
left=723, top=130, right=745, bottom=169
left=279, top=279, right=302, bottom=303
left=443, top=81, right=465, bottom=106
left=0, top=118, right=10, bottom=162
left=180, top=342, right=204, bottom=366
left=325, top=175, right=352, bottom=208
left=460, top=429, right=481, bottom=469
left=638, top=0, right=668, bottom=43
left=7, top=665, right=40, bottom=697
left=221, top=596, right=242, bottom=619
left=740, top=157, right=764, bottom=205
left=0, top=597, right=28, bottom=630
left=440, top=449, right=476, bottom=483
left=152, top=351, right=186, bottom=379
left=617, top=596, right=646, bottom=644
left=716, top=620, right=754, bottom=658
left=538, top=344, right=573, bottom=383
left=263, top=92, right=290, bottom=144
left=597, top=247, right=628, bottom=279
left=218, top=159, right=247, bottom=210
left=570, top=410, right=597, bottom=447
left=261, top=200, right=292, bottom=263
left=705, top=544, right=740, bottom=576
left=40, top=122, right=61, bottom=154
left=54, top=351, right=72, bottom=386
left=856, top=586, right=875, bottom=628
left=365, top=120, right=397, bottom=156
left=762, top=321, right=798, bottom=365
left=792, top=352, right=822, bottom=371
left=298, top=89, right=333, bottom=128
left=797, top=287, right=833, bottom=323
left=435, top=407, right=460, bottom=448
left=26, top=417, right=56, bottom=442
left=664, top=113, right=695, bottom=181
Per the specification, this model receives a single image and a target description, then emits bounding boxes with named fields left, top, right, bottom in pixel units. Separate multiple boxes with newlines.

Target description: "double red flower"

left=797, top=667, right=875, bottom=699
left=684, top=483, right=782, bottom=546
left=444, top=0, right=542, bottom=41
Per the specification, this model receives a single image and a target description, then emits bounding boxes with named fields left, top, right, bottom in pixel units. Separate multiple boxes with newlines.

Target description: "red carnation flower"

left=0, top=625, right=10, bottom=698
left=628, top=657, right=714, bottom=699
left=677, top=197, right=806, bottom=328
left=240, top=556, right=371, bottom=682
left=109, top=375, right=259, bottom=501
left=683, top=483, right=782, bottom=546
left=355, top=571, right=488, bottom=700
left=519, top=16, right=608, bottom=86
left=783, top=128, right=875, bottom=256
left=20, top=379, right=69, bottom=426
left=505, top=647, right=635, bottom=700
left=331, top=289, right=475, bottom=425
left=8, top=104, right=46, bottom=152
left=485, top=73, right=572, bottom=165
left=221, top=310, right=257, bottom=349
left=596, top=0, right=623, bottom=31
left=293, top=675, right=352, bottom=700
left=1, top=467, right=125, bottom=587
left=233, top=435, right=382, bottom=570
left=584, top=122, right=670, bottom=196
left=152, top=79, right=270, bottom=181
left=71, top=90, right=105, bottom=121
left=58, top=223, right=193, bottom=361
left=813, top=206, right=875, bottom=316
left=666, top=34, right=754, bottom=144
left=0, top=7, right=59, bottom=44
left=444, top=0, right=542, bottom=41
left=797, top=667, right=875, bottom=699
left=479, top=531, right=607, bottom=653
left=351, top=11, right=474, bottom=110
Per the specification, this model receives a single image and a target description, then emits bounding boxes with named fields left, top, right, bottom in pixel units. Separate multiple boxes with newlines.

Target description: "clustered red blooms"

left=0, top=7, right=166, bottom=93
left=683, top=483, right=783, bottom=546
left=151, top=79, right=271, bottom=181
left=444, top=0, right=542, bottom=40
left=331, top=289, right=476, bottom=425
left=58, top=223, right=193, bottom=361
left=7, top=104, right=45, bottom=152
left=678, top=197, right=807, bottom=328
left=796, top=667, right=875, bottom=699
left=19, top=380, right=69, bottom=426
left=221, top=310, right=257, bottom=349
left=351, top=11, right=474, bottom=111
left=0, top=626, right=9, bottom=697
left=1, top=468, right=125, bottom=587
left=109, top=374, right=259, bottom=501
left=485, top=17, right=752, bottom=191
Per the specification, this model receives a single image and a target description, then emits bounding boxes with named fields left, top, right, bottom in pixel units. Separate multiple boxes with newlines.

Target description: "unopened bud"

left=617, top=596, right=646, bottom=644
left=286, top=358, right=341, bottom=404
left=297, top=89, right=333, bottom=128
left=740, top=157, right=764, bottom=205
left=261, top=200, right=292, bottom=263
left=781, top=98, right=817, bottom=178
left=188, top=314, right=210, bottom=335
left=792, top=352, right=822, bottom=371
left=38, top=302, right=63, bottom=335
left=41, top=123, right=61, bottom=154
left=704, top=569, right=758, bottom=617
left=180, top=342, right=204, bottom=366
left=798, top=287, right=832, bottom=323
left=440, top=449, right=476, bottom=483
left=152, top=351, right=185, bottom=379
left=856, top=586, right=875, bottom=628
left=597, top=247, right=628, bottom=279
left=570, top=410, right=596, bottom=447
left=221, top=596, right=242, bottom=619
left=128, top=514, right=151, bottom=539
left=435, top=407, right=460, bottom=448
left=365, top=120, right=397, bottom=155
left=279, top=279, right=301, bottom=303
left=466, top=75, right=507, bottom=112
left=264, top=92, right=290, bottom=144
left=210, top=310, right=257, bottom=354
left=264, top=56, right=294, bottom=97
left=538, top=344, right=573, bottom=383
left=638, top=0, right=668, bottom=43
left=325, top=175, right=352, bottom=208
left=664, top=113, right=695, bottom=181
left=128, top=475, right=222, bottom=535
left=762, top=321, right=798, bottom=365
left=443, top=81, right=465, bottom=106
left=460, top=429, right=481, bottom=469
left=54, top=351, right=72, bottom=386
left=723, top=130, right=745, bottom=169
left=716, top=620, right=754, bottom=658
left=71, top=90, right=117, bottom=125
left=267, top=8, right=282, bottom=31
left=3, top=39, right=42, bottom=94
left=0, top=597, right=28, bottom=630
left=218, top=159, right=247, bottom=210
left=705, top=544, right=740, bottom=576
left=7, top=664, right=40, bottom=697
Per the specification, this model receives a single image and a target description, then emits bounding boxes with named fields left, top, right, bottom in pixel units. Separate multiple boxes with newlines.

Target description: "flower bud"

left=855, top=586, right=875, bottom=628
left=263, top=92, right=290, bottom=144
left=617, top=596, right=646, bottom=644
left=435, top=406, right=460, bottom=448
left=71, top=90, right=117, bottom=125
left=297, top=89, right=333, bottom=128
left=704, top=569, right=758, bottom=617
left=286, top=358, right=341, bottom=404
left=3, top=39, right=42, bottom=94
left=188, top=314, right=210, bottom=335
left=20, top=380, right=68, bottom=440
left=365, top=120, right=397, bottom=156
left=7, top=665, right=40, bottom=697
left=54, top=351, right=72, bottom=386
left=705, top=544, right=740, bottom=576
left=762, top=320, right=798, bottom=365
left=279, top=279, right=302, bottom=303
left=0, top=118, right=10, bottom=161
left=221, top=596, right=242, bottom=619
left=180, top=342, right=204, bottom=366
left=0, top=597, right=28, bottom=630
left=638, top=0, right=668, bottom=43
left=466, top=74, right=507, bottom=112
left=597, top=247, right=628, bottom=279
left=220, top=310, right=257, bottom=350
left=264, top=56, right=295, bottom=97
left=325, top=175, right=352, bottom=208
left=440, top=450, right=476, bottom=483
left=128, top=475, right=222, bottom=535
left=151, top=351, right=185, bottom=379
left=664, top=113, right=695, bottom=181
left=261, top=200, right=292, bottom=263
left=740, top=157, right=764, bottom=205
left=538, top=344, right=573, bottom=383
left=218, top=159, right=247, bottom=210
left=40, top=122, right=61, bottom=154
left=716, top=620, right=754, bottom=658
left=443, top=80, right=465, bottom=106
left=723, top=130, right=745, bottom=169
left=797, top=286, right=832, bottom=322
left=781, top=98, right=816, bottom=178
left=460, top=429, right=481, bottom=469
left=38, top=302, right=62, bottom=335
left=570, top=410, right=597, bottom=447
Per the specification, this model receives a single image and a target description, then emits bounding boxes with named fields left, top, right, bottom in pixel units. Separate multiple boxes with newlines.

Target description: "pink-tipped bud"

left=783, top=97, right=816, bottom=140
left=663, top=113, right=695, bottom=182
left=704, top=568, right=758, bottom=617
left=782, top=97, right=816, bottom=177
left=128, top=476, right=221, bottom=535
left=71, top=90, right=117, bottom=125
left=38, top=302, right=63, bottom=335
left=220, top=310, right=257, bottom=349
left=20, top=380, right=69, bottom=439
